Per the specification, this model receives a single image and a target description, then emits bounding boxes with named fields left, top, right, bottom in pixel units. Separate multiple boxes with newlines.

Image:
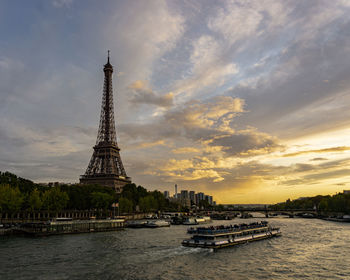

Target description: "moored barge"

left=18, top=218, right=125, bottom=236
left=182, top=221, right=281, bottom=250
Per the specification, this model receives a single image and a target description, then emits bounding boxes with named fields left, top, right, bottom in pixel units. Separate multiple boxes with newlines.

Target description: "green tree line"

left=0, top=171, right=117, bottom=213
left=269, top=192, right=350, bottom=214
left=0, top=171, right=178, bottom=214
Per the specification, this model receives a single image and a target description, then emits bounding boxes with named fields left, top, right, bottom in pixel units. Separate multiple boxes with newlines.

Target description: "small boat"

left=183, top=218, right=198, bottom=225
left=126, top=220, right=147, bottom=228
left=195, top=216, right=211, bottom=224
left=144, top=220, right=170, bottom=228
left=182, top=221, right=281, bottom=250
left=170, top=216, right=185, bottom=225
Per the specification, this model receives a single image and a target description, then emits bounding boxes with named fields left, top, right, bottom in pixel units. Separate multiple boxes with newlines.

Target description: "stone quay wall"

left=0, top=211, right=152, bottom=224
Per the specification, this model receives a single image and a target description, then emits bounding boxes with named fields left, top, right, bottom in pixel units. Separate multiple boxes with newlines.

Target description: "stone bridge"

left=208, top=208, right=318, bottom=218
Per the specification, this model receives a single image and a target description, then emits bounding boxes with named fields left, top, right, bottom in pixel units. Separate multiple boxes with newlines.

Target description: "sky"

left=1, top=0, right=350, bottom=204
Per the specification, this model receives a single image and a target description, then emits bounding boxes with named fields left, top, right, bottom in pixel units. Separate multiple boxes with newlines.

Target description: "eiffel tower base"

left=80, top=175, right=131, bottom=193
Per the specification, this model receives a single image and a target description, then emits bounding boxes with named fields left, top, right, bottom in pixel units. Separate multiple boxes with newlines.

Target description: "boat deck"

left=182, top=222, right=281, bottom=250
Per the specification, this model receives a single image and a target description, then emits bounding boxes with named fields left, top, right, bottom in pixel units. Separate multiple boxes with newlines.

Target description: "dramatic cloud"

left=121, top=95, right=246, bottom=143
left=208, top=128, right=283, bottom=157
left=128, top=80, right=173, bottom=108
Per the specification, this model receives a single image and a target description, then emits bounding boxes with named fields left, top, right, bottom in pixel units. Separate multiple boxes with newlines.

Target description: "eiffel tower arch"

left=80, top=52, right=131, bottom=192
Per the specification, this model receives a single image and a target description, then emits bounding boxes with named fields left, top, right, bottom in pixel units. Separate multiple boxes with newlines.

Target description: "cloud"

left=52, top=0, right=73, bottom=8
left=128, top=80, right=174, bottom=108
left=172, top=35, right=239, bottom=98
left=157, top=158, right=225, bottom=183
left=132, top=140, right=167, bottom=150
left=121, top=95, right=246, bottom=143
left=310, top=157, right=328, bottom=161
left=101, top=0, right=185, bottom=122
left=208, top=127, right=283, bottom=157
left=171, top=147, right=200, bottom=154
left=283, top=169, right=350, bottom=186
left=224, top=1, right=350, bottom=139
left=208, top=0, right=288, bottom=45
left=283, top=146, right=350, bottom=157
left=278, top=157, right=350, bottom=186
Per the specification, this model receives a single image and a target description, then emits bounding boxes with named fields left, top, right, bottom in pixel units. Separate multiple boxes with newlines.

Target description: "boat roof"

left=192, top=226, right=268, bottom=237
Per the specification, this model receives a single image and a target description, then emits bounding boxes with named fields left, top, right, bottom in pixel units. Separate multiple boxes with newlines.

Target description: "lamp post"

left=112, top=202, right=119, bottom=218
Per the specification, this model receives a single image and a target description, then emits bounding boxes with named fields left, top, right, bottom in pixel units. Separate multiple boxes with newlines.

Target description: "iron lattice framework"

left=80, top=53, right=131, bottom=192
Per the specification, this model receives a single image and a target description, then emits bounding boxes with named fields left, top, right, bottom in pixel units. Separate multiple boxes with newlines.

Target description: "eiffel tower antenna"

left=80, top=53, right=131, bottom=192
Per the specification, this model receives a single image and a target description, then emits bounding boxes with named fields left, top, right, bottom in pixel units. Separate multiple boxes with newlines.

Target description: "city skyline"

left=1, top=1, right=350, bottom=203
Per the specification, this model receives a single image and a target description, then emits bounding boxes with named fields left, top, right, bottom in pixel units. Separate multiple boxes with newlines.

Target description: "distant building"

left=196, top=192, right=205, bottom=205
left=168, top=187, right=215, bottom=208
left=175, top=184, right=178, bottom=198
left=189, top=191, right=195, bottom=204
left=343, top=190, right=350, bottom=194
left=195, top=194, right=199, bottom=205
left=163, top=191, right=170, bottom=199
left=180, top=190, right=189, bottom=200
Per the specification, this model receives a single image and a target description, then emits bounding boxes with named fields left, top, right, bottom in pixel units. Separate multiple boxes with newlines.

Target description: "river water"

left=1, top=218, right=350, bottom=280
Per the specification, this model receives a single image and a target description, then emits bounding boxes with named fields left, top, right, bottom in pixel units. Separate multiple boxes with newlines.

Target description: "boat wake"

left=144, top=246, right=208, bottom=261
left=174, top=246, right=208, bottom=256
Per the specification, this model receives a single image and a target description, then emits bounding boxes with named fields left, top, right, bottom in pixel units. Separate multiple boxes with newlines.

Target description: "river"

left=1, top=218, right=350, bottom=279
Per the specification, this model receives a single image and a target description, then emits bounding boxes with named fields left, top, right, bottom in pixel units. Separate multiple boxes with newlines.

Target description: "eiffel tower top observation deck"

left=80, top=52, right=131, bottom=192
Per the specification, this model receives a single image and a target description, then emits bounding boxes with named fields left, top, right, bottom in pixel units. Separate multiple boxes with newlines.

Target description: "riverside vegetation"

left=0, top=171, right=179, bottom=215
left=269, top=193, right=350, bottom=214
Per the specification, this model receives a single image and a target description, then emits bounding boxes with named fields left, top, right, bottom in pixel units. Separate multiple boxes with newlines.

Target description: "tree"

left=0, top=184, right=24, bottom=213
left=28, top=188, right=42, bottom=211
left=42, top=187, right=69, bottom=211
left=139, top=195, right=157, bottom=212
left=119, top=197, right=133, bottom=213
left=91, top=192, right=114, bottom=209
left=318, top=198, right=329, bottom=212
left=150, top=191, right=165, bottom=210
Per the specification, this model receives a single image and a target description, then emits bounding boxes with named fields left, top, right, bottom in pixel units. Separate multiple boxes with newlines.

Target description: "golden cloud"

left=172, top=147, right=200, bottom=154
left=135, top=140, right=167, bottom=149
left=128, top=80, right=147, bottom=90
left=283, top=146, right=350, bottom=157
left=128, top=80, right=174, bottom=107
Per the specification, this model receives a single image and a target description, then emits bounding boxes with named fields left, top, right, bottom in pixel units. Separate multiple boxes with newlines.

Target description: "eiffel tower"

left=80, top=52, right=131, bottom=192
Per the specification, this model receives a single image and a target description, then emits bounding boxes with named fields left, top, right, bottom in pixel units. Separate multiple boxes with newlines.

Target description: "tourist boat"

left=182, top=221, right=281, bottom=250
